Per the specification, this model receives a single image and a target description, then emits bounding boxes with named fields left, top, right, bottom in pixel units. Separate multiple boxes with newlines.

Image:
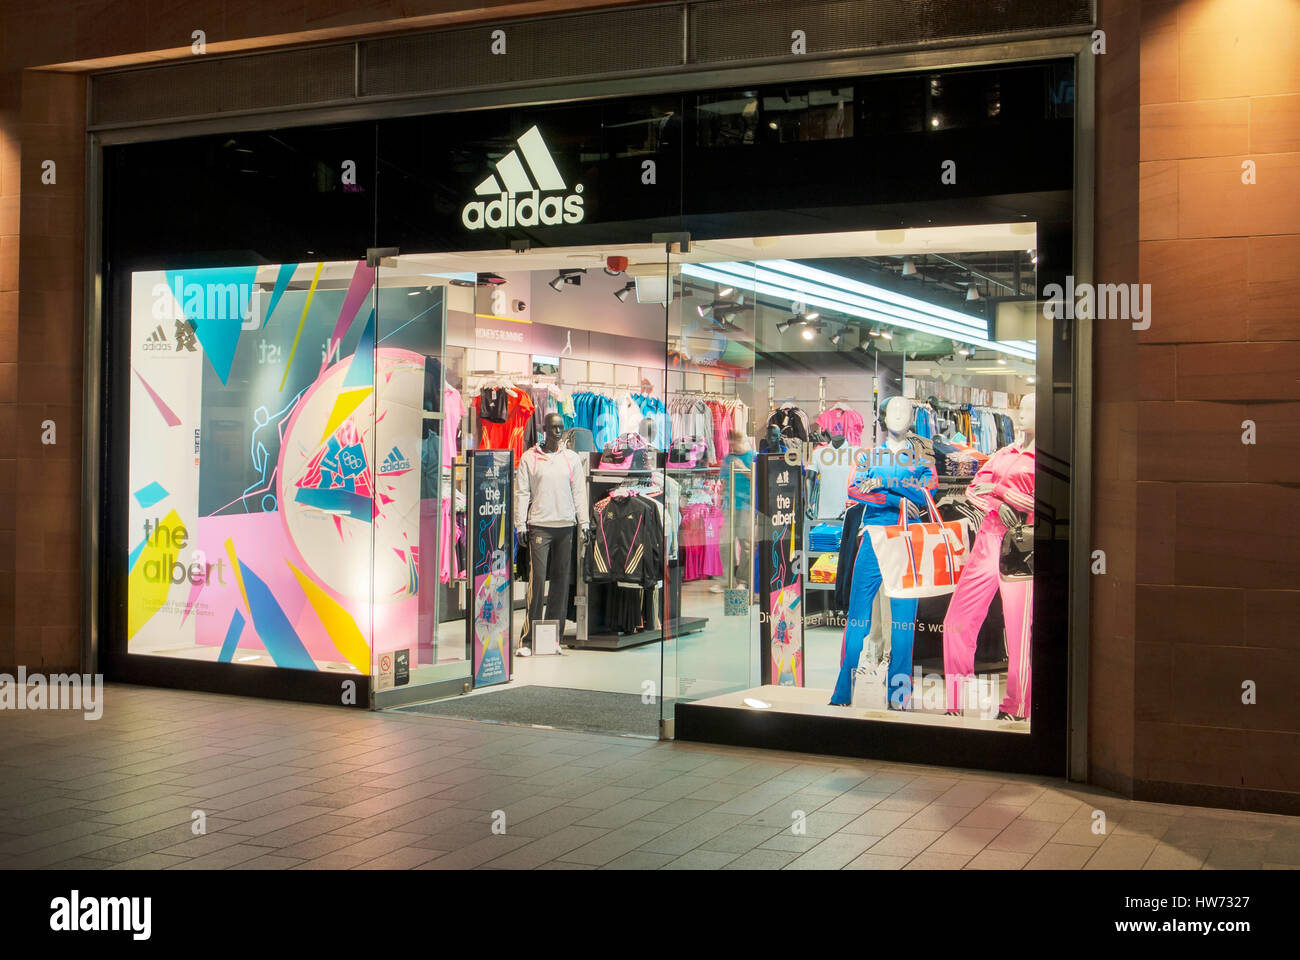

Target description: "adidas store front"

left=97, top=44, right=1087, bottom=775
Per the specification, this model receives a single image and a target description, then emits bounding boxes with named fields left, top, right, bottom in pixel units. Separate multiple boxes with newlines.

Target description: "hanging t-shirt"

left=442, top=385, right=465, bottom=469
left=473, top=389, right=535, bottom=464
left=806, top=441, right=855, bottom=519
left=618, top=395, right=644, bottom=437
left=478, top=386, right=511, bottom=424
left=815, top=406, right=866, bottom=447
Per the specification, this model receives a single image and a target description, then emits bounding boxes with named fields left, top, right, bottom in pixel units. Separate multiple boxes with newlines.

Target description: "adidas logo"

left=142, top=324, right=170, bottom=352
left=461, top=125, right=585, bottom=231
left=379, top=445, right=412, bottom=474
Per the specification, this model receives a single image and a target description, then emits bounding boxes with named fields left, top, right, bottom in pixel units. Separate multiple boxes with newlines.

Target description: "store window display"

left=831, top=396, right=938, bottom=709
left=942, top=393, right=1036, bottom=719
left=514, top=413, right=589, bottom=657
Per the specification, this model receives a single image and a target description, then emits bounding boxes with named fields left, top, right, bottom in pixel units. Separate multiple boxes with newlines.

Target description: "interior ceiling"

left=376, top=221, right=1039, bottom=279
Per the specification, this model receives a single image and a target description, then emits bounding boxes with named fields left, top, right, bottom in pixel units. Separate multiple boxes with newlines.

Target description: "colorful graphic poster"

left=758, top=454, right=804, bottom=687
left=469, top=450, right=513, bottom=688
left=125, top=261, right=448, bottom=675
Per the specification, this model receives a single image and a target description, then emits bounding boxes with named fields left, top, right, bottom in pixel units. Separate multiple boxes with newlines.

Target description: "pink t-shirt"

left=815, top=407, right=865, bottom=446
left=443, top=386, right=465, bottom=469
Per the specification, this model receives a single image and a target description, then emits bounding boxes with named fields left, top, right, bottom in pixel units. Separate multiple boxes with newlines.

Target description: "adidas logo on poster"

left=461, top=125, right=585, bottom=230
left=142, top=324, right=170, bottom=352
left=379, top=445, right=412, bottom=474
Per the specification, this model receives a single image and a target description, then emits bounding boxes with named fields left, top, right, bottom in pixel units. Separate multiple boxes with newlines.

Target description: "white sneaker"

left=709, top=584, right=725, bottom=594
left=515, top=646, right=532, bottom=658
left=735, top=582, right=747, bottom=592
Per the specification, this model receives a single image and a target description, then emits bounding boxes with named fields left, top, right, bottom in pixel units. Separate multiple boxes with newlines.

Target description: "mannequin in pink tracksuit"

left=943, top=394, right=1036, bottom=719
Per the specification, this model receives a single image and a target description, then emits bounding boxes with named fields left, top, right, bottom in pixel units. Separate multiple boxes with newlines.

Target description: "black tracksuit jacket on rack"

left=586, top=494, right=664, bottom=589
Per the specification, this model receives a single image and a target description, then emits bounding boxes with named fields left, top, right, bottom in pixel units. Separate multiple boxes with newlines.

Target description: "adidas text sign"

left=461, top=125, right=584, bottom=230
left=143, top=325, right=170, bottom=352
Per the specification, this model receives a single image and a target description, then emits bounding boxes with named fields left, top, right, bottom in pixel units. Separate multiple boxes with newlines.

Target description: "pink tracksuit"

left=942, top=445, right=1035, bottom=717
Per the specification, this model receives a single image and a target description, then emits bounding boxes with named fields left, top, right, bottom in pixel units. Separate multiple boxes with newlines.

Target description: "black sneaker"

left=996, top=711, right=1026, bottom=721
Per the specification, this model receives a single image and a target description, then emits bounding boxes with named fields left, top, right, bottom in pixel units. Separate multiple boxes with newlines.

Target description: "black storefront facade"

left=90, top=21, right=1093, bottom=780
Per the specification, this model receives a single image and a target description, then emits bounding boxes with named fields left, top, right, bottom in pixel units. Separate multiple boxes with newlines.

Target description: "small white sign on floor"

left=532, top=621, right=560, bottom=656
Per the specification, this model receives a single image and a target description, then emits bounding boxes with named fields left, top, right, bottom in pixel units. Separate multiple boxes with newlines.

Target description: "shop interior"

left=375, top=222, right=1039, bottom=737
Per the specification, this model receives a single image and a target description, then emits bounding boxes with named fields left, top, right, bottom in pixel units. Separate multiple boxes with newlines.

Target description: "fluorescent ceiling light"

left=680, top=262, right=1033, bottom=361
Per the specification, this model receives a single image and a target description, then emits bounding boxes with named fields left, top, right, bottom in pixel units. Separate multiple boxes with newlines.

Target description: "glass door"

left=372, top=253, right=475, bottom=706
left=663, top=245, right=762, bottom=731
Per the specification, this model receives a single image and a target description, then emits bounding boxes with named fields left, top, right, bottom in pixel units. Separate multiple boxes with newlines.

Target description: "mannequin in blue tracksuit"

left=830, top=397, right=936, bottom=709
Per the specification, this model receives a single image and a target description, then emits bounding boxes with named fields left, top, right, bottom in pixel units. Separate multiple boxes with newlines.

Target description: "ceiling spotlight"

left=930, top=116, right=940, bottom=128
left=614, top=282, right=636, bottom=303
left=869, top=326, right=883, bottom=337
left=801, top=327, right=816, bottom=340
left=901, top=257, right=916, bottom=277
left=804, top=312, right=819, bottom=321
left=997, top=358, right=1008, bottom=365
left=957, top=346, right=970, bottom=356
left=775, top=319, right=793, bottom=335
left=879, top=329, right=893, bottom=340
left=966, top=285, right=980, bottom=301
left=1027, top=376, right=1036, bottom=384
left=549, top=268, right=587, bottom=292
left=829, top=328, right=845, bottom=346
left=696, top=303, right=707, bottom=317
left=718, top=287, right=733, bottom=298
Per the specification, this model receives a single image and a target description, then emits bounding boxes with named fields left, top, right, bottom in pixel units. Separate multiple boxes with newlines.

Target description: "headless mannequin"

left=970, top=394, right=1035, bottom=529
left=942, top=392, right=1037, bottom=718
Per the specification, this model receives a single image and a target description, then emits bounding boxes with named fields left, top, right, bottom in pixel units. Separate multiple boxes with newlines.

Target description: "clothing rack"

left=569, top=468, right=708, bottom=651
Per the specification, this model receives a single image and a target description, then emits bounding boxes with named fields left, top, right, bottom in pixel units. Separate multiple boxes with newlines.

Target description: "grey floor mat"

left=396, top=684, right=659, bottom=737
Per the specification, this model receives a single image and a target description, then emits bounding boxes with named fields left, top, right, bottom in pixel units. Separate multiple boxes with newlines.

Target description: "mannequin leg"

left=522, top=527, right=554, bottom=647
left=998, top=577, right=1033, bottom=717
left=542, top=525, right=575, bottom=628
left=942, top=517, right=1003, bottom=712
left=887, top=597, right=919, bottom=708
left=831, top=536, right=883, bottom=705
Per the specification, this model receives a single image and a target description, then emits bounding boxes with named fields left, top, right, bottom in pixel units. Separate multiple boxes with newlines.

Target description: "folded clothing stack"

left=808, top=522, right=842, bottom=552
left=809, top=553, right=838, bottom=583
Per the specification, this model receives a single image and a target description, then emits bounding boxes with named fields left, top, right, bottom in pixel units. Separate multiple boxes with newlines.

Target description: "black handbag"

left=999, top=519, right=1033, bottom=581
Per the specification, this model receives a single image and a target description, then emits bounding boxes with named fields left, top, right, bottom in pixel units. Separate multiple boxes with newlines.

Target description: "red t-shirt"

left=473, top=389, right=535, bottom=464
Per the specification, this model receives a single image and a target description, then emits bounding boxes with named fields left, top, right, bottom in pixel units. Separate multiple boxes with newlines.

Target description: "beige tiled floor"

left=0, top=684, right=1297, bottom=870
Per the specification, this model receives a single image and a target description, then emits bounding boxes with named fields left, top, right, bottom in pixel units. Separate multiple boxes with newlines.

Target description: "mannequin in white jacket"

left=514, top=413, right=589, bottom=655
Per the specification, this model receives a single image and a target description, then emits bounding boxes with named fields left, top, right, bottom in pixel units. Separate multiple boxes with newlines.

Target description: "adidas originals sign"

left=461, top=125, right=584, bottom=230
